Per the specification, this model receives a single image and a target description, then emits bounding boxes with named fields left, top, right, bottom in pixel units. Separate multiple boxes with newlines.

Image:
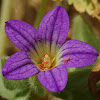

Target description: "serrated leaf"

left=72, top=15, right=100, bottom=53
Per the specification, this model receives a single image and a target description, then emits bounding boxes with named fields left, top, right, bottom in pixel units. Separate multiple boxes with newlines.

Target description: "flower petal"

left=5, top=20, right=38, bottom=51
left=60, top=40, right=99, bottom=67
left=37, top=64, right=68, bottom=92
left=2, top=51, right=39, bottom=80
left=38, top=6, right=69, bottom=45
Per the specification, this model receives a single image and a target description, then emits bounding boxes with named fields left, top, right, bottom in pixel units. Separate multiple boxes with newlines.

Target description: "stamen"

left=37, top=54, right=55, bottom=71
left=52, top=57, right=55, bottom=63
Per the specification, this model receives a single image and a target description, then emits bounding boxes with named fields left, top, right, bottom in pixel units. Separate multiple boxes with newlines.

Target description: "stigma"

left=37, top=54, right=55, bottom=71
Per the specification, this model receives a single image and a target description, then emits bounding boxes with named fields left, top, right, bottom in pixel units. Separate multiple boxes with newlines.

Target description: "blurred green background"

left=0, top=0, right=100, bottom=100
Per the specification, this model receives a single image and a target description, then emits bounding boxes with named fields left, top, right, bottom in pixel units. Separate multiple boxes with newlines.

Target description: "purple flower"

left=2, top=6, right=99, bottom=92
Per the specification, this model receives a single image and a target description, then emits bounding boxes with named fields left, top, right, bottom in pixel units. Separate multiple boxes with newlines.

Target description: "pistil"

left=37, top=54, right=55, bottom=71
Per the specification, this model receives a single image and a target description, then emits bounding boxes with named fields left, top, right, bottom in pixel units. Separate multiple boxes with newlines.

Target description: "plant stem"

left=0, top=0, right=13, bottom=56
left=34, top=0, right=48, bottom=30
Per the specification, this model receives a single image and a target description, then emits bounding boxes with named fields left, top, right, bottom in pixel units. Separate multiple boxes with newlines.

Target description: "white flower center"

left=29, top=41, right=62, bottom=71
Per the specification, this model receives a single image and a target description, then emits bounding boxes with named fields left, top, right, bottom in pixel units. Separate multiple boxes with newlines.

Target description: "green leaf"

left=1, top=57, right=30, bottom=90
left=52, top=56, right=100, bottom=100
left=0, top=57, right=30, bottom=100
left=13, top=88, right=30, bottom=100
left=3, top=78, right=29, bottom=90
left=96, top=81, right=100, bottom=90
left=53, top=65, right=95, bottom=100
left=72, top=15, right=100, bottom=53
left=0, top=57, right=19, bottom=99
left=14, top=88, right=30, bottom=100
left=29, top=75, right=45, bottom=97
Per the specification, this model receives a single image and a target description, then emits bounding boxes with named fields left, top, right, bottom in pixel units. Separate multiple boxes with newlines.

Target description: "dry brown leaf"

left=88, top=62, right=100, bottom=98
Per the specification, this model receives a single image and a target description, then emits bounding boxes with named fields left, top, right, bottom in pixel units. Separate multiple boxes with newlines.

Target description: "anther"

left=64, top=57, right=70, bottom=63
left=37, top=54, right=55, bottom=71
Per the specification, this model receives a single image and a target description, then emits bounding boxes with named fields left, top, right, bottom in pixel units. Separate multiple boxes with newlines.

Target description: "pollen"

left=64, top=57, right=70, bottom=63
left=37, top=54, right=55, bottom=71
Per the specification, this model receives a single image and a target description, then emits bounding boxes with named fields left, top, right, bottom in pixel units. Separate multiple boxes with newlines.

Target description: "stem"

left=0, top=0, right=13, bottom=56
left=34, top=0, right=48, bottom=30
